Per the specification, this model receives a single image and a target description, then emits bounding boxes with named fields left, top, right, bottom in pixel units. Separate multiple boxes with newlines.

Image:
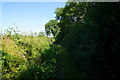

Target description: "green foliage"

left=37, top=32, right=45, bottom=37
left=2, top=2, right=120, bottom=80
left=45, top=20, right=59, bottom=37
left=54, top=2, right=120, bottom=80
left=16, top=45, right=57, bottom=80
left=5, top=27, right=20, bottom=37
left=2, top=30, right=57, bottom=79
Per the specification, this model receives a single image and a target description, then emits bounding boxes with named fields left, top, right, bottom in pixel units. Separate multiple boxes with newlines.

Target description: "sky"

left=2, top=2, right=66, bottom=33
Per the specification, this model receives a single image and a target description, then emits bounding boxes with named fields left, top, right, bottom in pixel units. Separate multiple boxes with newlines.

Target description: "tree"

left=54, top=2, right=120, bottom=79
left=55, top=2, right=88, bottom=44
left=45, top=20, right=59, bottom=37
left=38, top=32, right=45, bottom=37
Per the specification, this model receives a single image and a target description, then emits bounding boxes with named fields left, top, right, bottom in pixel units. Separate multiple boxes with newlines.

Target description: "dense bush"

left=1, top=32, right=57, bottom=79
left=52, top=2, right=120, bottom=80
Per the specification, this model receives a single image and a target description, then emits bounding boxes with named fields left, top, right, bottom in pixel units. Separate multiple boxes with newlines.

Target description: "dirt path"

left=56, top=45, right=63, bottom=78
left=55, top=45, right=81, bottom=79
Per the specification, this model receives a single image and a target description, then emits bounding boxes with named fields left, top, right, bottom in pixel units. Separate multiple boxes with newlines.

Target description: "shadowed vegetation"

left=1, top=2, right=120, bottom=80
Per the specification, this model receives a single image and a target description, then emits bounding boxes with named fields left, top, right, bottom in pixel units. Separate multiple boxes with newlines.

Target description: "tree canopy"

left=45, top=2, right=120, bottom=79
left=45, top=20, right=59, bottom=37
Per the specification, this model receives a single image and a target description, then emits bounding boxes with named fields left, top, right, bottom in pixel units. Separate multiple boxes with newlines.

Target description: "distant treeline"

left=0, top=27, right=46, bottom=37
